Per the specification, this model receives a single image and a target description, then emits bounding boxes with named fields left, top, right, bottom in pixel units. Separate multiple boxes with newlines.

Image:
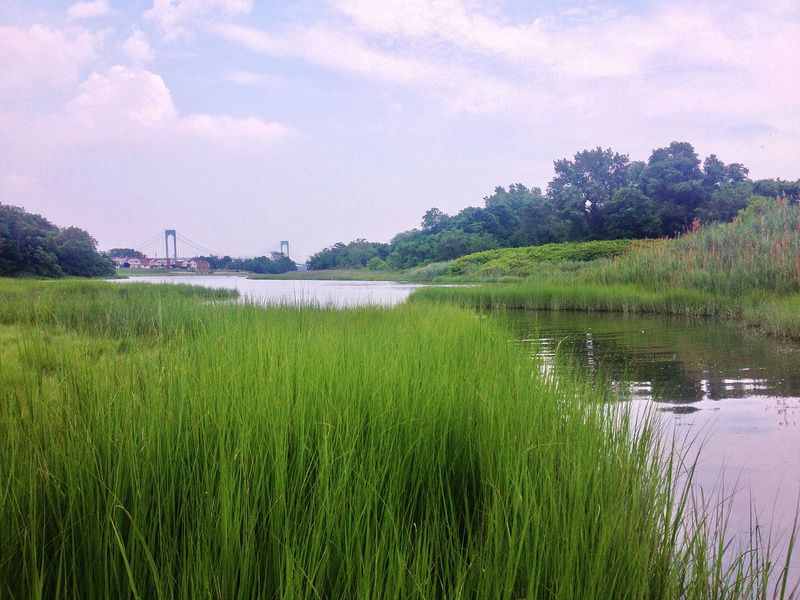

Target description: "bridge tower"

left=165, top=229, right=177, bottom=267
left=280, top=240, right=290, bottom=258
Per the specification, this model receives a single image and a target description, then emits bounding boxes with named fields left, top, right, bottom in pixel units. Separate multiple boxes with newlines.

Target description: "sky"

left=1, top=0, right=798, bottom=260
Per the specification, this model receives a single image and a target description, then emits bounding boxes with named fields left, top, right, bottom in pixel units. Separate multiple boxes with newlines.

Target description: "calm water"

left=114, top=275, right=422, bottom=306
left=506, top=310, right=800, bottom=580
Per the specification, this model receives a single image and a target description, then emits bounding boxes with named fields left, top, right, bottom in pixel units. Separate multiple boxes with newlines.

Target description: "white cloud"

left=59, top=65, right=292, bottom=147
left=213, top=0, right=800, bottom=129
left=228, top=70, right=284, bottom=87
left=0, top=25, right=102, bottom=92
left=123, top=30, right=155, bottom=65
left=330, top=0, right=641, bottom=78
left=214, top=23, right=523, bottom=114
left=179, top=114, right=291, bottom=143
left=67, top=66, right=176, bottom=132
left=329, top=0, right=800, bottom=98
left=145, top=0, right=253, bottom=40
left=67, top=0, right=112, bottom=20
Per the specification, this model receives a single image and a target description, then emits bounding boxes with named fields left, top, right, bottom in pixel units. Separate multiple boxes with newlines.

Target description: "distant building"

left=112, top=256, right=210, bottom=271
left=190, top=259, right=211, bottom=271
left=112, top=256, right=151, bottom=269
left=149, top=258, right=169, bottom=268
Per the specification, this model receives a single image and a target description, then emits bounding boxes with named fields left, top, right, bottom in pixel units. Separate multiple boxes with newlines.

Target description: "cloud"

left=0, top=25, right=102, bottom=92
left=57, top=65, right=293, bottom=147
left=123, top=30, right=155, bottom=65
left=330, top=0, right=645, bottom=78
left=213, top=0, right=800, bottom=131
left=228, top=70, right=285, bottom=87
left=67, top=0, right=112, bottom=20
left=145, top=0, right=253, bottom=40
left=215, top=23, right=523, bottom=114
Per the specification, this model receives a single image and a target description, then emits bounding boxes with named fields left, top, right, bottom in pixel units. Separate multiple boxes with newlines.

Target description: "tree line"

left=0, top=203, right=114, bottom=277
left=195, top=254, right=297, bottom=275
left=307, top=239, right=390, bottom=271
left=308, top=142, right=799, bottom=270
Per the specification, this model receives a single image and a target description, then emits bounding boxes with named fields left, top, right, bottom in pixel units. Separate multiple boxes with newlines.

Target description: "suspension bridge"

left=132, top=230, right=228, bottom=261
left=126, top=230, right=294, bottom=266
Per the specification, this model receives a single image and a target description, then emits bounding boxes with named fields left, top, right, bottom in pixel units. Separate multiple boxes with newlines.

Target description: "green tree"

left=387, top=230, right=431, bottom=269
left=366, top=256, right=387, bottom=270
left=484, top=184, right=542, bottom=245
left=599, top=187, right=661, bottom=239
left=242, top=253, right=297, bottom=274
left=702, top=154, right=749, bottom=189
left=695, top=183, right=755, bottom=224
left=639, top=142, right=705, bottom=236
left=513, top=194, right=569, bottom=246
left=307, top=239, right=390, bottom=270
left=0, top=203, right=112, bottom=277
left=0, top=203, right=62, bottom=276
left=421, top=208, right=448, bottom=232
left=53, top=227, right=115, bottom=277
left=108, top=248, right=145, bottom=259
left=548, top=147, right=631, bottom=238
left=753, top=178, right=800, bottom=204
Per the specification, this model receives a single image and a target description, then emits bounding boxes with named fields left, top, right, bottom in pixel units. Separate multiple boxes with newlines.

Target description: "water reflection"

left=504, top=310, right=800, bottom=410
left=112, top=275, right=423, bottom=307
left=504, top=309, right=800, bottom=583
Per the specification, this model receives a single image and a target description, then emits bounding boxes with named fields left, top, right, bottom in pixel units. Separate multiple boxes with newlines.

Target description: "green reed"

left=0, top=279, right=794, bottom=598
left=585, top=200, right=800, bottom=296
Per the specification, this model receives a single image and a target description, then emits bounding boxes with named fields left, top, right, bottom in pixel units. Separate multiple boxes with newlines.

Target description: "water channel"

left=114, top=274, right=423, bottom=306
left=505, top=310, right=800, bottom=582
left=116, top=275, right=800, bottom=581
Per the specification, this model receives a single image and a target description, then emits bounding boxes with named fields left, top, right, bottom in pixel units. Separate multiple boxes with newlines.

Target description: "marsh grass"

left=585, top=200, right=800, bottom=297
left=248, top=269, right=405, bottom=282
left=447, top=239, right=638, bottom=278
left=413, top=201, right=800, bottom=338
left=411, top=280, right=733, bottom=318
left=0, top=280, right=794, bottom=598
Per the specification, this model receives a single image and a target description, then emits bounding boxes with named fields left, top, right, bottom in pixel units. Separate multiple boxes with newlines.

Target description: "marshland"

left=2, top=12, right=800, bottom=590
left=2, top=222, right=800, bottom=597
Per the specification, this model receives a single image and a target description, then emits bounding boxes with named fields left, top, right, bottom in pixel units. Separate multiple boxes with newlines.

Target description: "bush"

left=448, top=239, right=637, bottom=277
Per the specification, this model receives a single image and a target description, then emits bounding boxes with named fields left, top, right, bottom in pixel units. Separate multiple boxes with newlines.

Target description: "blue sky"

left=1, top=0, right=798, bottom=259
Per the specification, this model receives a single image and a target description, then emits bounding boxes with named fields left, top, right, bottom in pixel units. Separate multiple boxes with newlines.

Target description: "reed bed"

left=0, top=280, right=794, bottom=598
left=414, top=201, right=800, bottom=338
left=585, top=200, right=800, bottom=296
left=411, top=280, right=733, bottom=317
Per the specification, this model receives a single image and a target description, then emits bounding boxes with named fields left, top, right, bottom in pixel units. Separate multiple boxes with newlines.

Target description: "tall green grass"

left=0, top=280, right=794, bottom=598
left=411, top=280, right=733, bottom=316
left=414, top=201, right=800, bottom=338
left=0, top=278, right=235, bottom=340
left=585, top=200, right=800, bottom=296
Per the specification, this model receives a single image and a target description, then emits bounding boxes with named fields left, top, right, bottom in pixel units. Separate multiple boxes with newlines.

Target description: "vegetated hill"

left=584, top=198, right=800, bottom=296
left=0, top=203, right=114, bottom=277
left=447, top=239, right=641, bottom=278
left=306, top=141, right=799, bottom=271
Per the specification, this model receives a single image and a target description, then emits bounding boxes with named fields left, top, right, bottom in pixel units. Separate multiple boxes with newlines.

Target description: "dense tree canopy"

left=197, top=253, right=297, bottom=274
left=306, top=142, right=798, bottom=270
left=548, top=147, right=631, bottom=238
left=0, top=203, right=114, bottom=277
left=108, top=248, right=145, bottom=259
left=307, top=239, right=390, bottom=270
